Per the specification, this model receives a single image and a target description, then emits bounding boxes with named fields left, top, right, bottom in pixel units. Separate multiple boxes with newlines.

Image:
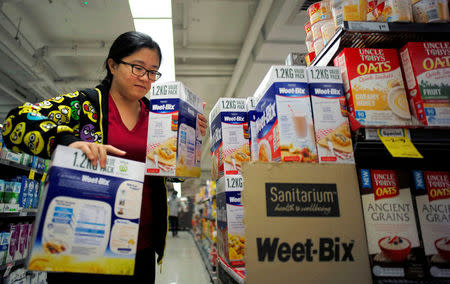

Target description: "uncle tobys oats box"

left=412, top=170, right=450, bottom=278
left=254, top=66, right=317, bottom=163
left=359, top=169, right=426, bottom=279
left=334, top=48, right=412, bottom=130
left=400, top=42, right=450, bottom=126
left=146, top=81, right=203, bottom=178
left=308, top=66, right=354, bottom=164
left=209, top=98, right=249, bottom=180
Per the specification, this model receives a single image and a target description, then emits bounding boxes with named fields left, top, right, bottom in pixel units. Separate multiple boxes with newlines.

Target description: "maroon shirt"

left=108, top=95, right=152, bottom=250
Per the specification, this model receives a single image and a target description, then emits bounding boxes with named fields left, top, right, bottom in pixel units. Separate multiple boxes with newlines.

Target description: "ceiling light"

left=129, top=0, right=172, bottom=18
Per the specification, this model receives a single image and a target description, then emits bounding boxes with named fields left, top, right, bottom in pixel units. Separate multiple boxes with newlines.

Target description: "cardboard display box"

left=242, top=162, right=371, bottom=284
left=145, top=81, right=203, bottom=178
left=28, top=145, right=145, bottom=275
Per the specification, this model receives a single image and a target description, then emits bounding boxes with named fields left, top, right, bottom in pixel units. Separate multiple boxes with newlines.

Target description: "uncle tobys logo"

left=424, top=171, right=450, bottom=202
left=371, top=170, right=399, bottom=201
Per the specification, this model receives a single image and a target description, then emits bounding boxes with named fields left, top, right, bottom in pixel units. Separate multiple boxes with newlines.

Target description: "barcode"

left=426, top=9, right=439, bottom=21
left=336, top=14, right=343, bottom=27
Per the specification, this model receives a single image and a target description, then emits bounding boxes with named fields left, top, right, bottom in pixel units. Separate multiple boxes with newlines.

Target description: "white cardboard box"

left=28, top=145, right=145, bottom=275
left=145, top=81, right=203, bottom=178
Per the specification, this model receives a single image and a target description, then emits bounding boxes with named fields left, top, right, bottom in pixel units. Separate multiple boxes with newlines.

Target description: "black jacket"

left=3, top=83, right=168, bottom=264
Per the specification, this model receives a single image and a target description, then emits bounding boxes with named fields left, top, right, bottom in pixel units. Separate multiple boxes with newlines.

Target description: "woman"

left=2, top=31, right=207, bottom=283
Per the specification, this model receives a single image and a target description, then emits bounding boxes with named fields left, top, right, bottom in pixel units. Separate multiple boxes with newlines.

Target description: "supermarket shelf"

left=218, top=257, right=245, bottom=284
left=0, top=159, right=44, bottom=175
left=311, top=21, right=450, bottom=66
left=192, top=233, right=217, bottom=283
left=0, top=209, right=37, bottom=218
left=353, top=128, right=450, bottom=169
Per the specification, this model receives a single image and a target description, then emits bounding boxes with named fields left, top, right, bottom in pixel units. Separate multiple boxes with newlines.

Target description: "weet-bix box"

left=146, top=81, right=203, bottom=178
left=246, top=98, right=258, bottom=161
left=308, top=66, right=354, bottom=164
left=216, top=175, right=245, bottom=267
left=209, top=98, right=249, bottom=180
left=254, top=66, right=317, bottom=163
left=412, top=170, right=450, bottom=278
left=28, top=145, right=145, bottom=275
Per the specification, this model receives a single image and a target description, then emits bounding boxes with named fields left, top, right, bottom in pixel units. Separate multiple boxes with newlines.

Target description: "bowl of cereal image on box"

left=435, top=238, right=450, bottom=262
left=387, top=86, right=411, bottom=120
left=257, top=140, right=271, bottom=162
left=378, top=236, right=411, bottom=262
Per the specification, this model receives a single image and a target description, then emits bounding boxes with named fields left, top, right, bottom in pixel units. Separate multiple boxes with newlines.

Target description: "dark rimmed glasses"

left=119, top=60, right=162, bottom=81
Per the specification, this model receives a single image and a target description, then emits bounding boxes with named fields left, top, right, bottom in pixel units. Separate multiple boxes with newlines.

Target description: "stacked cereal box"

left=412, top=170, right=450, bottom=279
left=334, top=48, right=412, bottom=130
left=400, top=42, right=450, bottom=126
left=209, top=98, right=249, bottom=180
left=374, top=0, right=414, bottom=22
left=308, top=66, right=354, bottom=163
left=246, top=97, right=258, bottom=161
left=145, top=81, right=203, bottom=178
left=359, top=169, right=426, bottom=279
left=330, top=0, right=368, bottom=27
left=303, top=22, right=316, bottom=66
left=254, top=66, right=317, bottom=163
left=216, top=175, right=245, bottom=267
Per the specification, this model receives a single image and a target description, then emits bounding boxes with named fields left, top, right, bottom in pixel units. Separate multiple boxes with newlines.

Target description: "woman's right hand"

left=68, top=141, right=126, bottom=168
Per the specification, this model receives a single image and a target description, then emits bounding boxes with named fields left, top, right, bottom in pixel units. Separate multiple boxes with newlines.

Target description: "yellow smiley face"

left=24, top=131, right=44, bottom=155
left=10, top=122, right=26, bottom=144
left=39, top=121, right=57, bottom=132
left=2, top=115, right=15, bottom=136
left=64, top=92, right=79, bottom=98
left=93, top=131, right=103, bottom=143
left=49, top=96, right=65, bottom=103
left=58, top=105, right=71, bottom=123
left=18, top=105, right=41, bottom=115
left=38, top=101, right=53, bottom=109
left=48, top=110, right=64, bottom=125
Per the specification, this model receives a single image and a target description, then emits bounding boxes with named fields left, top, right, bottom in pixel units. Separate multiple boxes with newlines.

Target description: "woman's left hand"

left=197, top=113, right=208, bottom=137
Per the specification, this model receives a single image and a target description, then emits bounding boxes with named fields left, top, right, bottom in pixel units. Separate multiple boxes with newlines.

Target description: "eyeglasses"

left=118, top=60, right=162, bottom=81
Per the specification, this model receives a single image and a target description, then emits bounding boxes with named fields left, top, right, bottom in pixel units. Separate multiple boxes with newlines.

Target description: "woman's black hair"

left=100, top=31, right=162, bottom=88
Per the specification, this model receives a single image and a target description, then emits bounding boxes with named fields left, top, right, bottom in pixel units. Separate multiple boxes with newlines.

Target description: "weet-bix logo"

left=224, top=116, right=245, bottom=122
left=256, top=102, right=276, bottom=134
left=257, top=237, right=354, bottom=263
left=152, top=104, right=175, bottom=111
left=360, top=169, right=372, bottom=189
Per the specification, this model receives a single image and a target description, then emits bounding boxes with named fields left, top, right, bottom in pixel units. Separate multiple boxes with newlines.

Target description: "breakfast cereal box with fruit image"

left=334, top=48, right=413, bottom=130
left=209, top=98, right=249, bottom=180
left=308, top=66, right=354, bottom=164
left=359, top=169, right=426, bottom=279
left=400, top=42, right=450, bottom=126
left=254, top=66, right=317, bottom=163
left=145, top=81, right=203, bottom=178
left=412, top=170, right=450, bottom=278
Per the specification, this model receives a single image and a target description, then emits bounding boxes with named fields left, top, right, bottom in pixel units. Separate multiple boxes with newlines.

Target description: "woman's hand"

left=197, top=113, right=208, bottom=137
left=68, top=141, right=126, bottom=168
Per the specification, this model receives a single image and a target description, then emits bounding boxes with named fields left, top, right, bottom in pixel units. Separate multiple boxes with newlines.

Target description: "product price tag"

left=377, top=129, right=423, bottom=158
left=3, top=262, right=13, bottom=278
left=348, top=21, right=389, bottom=32
left=28, top=169, right=35, bottom=180
left=19, top=211, right=27, bottom=217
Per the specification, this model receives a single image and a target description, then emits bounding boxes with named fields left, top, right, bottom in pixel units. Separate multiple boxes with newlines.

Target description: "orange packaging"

left=334, top=48, right=412, bottom=130
left=367, top=0, right=378, bottom=21
left=305, top=52, right=316, bottom=66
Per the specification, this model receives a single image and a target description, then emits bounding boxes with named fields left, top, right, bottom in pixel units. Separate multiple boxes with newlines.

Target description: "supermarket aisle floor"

left=155, top=231, right=211, bottom=284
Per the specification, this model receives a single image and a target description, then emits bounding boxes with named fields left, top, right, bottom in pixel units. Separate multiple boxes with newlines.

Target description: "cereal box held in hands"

left=209, top=98, right=249, bottom=180
left=400, top=42, right=450, bottom=126
left=146, top=81, right=203, bottom=178
left=334, top=48, right=412, bottom=130
left=27, top=145, right=145, bottom=275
